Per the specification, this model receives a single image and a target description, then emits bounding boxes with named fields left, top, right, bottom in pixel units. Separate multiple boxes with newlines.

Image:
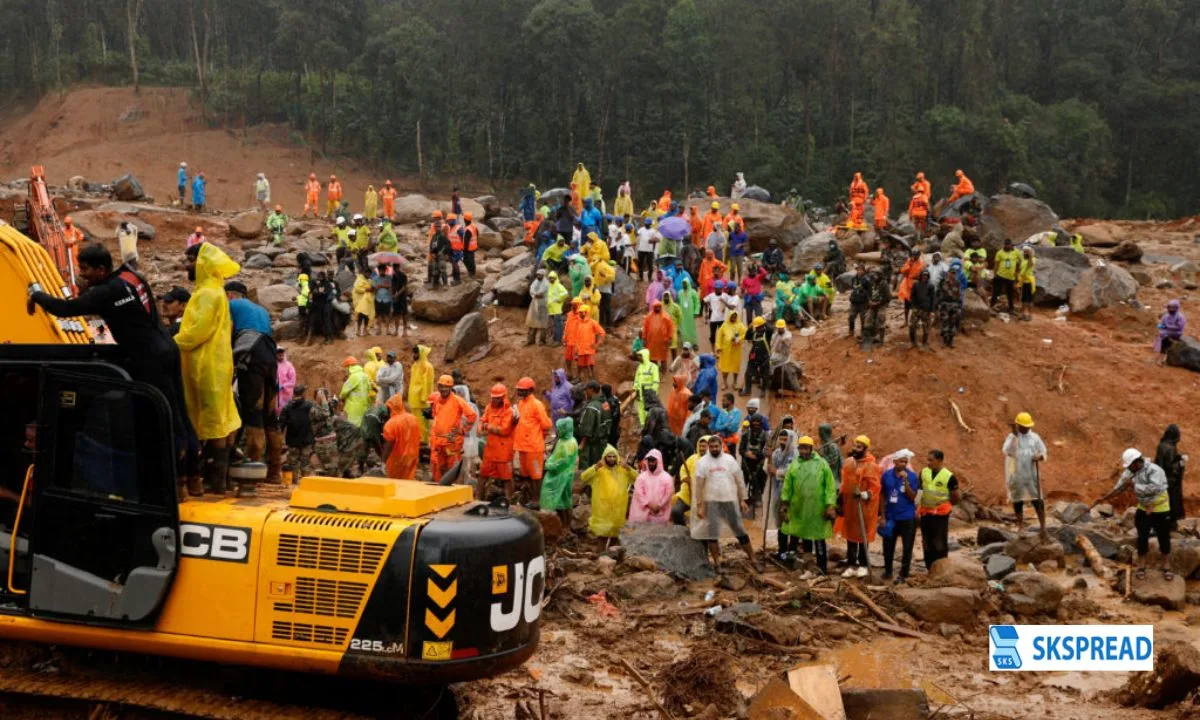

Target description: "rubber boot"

left=203, top=445, right=231, bottom=496
left=236, top=475, right=258, bottom=499
left=176, top=479, right=188, bottom=503
left=243, top=427, right=267, bottom=463
left=265, top=429, right=285, bottom=484
left=186, top=475, right=204, bottom=497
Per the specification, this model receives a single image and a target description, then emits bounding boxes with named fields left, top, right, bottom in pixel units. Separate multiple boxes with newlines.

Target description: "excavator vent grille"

left=274, top=577, right=369, bottom=618
left=276, top=535, right=388, bottom=574
left=282, top=512, right=393, bottom=532
left=270, top=621, right=348, bottom=646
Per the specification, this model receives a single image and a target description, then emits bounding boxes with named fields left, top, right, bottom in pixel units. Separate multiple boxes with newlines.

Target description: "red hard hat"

left=490, top=383, right=508, bottom=398
left=516, top=377, right=535, bottom=391
left=343, top=356, right=358, bottom=367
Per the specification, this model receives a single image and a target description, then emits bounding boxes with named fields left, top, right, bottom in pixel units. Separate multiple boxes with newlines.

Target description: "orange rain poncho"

left=849, top=172, right=869, bottom=203
left=847, top=196, right=866, bottom=228
left=688, top=206, right=704, bottom=247
left=514, top=394, right=553, bottom=455
left=667, top=375, right=692, bottom=436
left=908, top=193, right=930, bottom=232
left=642, top=301, right=676, bottom=364
left=328, top=178, right=343, bottom=202
left=658, top=190, right=672, bottom=212
left=872, top=188, right=890, bottom=230
left=698, top=250, right=726, bottom=297
left=382, top=394, right=420, bottom=480
left=949, top=170, right=975, bottom=203
left=380, top=182, right=398, bottom=219
left=897, top=255, right=924, bottom=302
left=572, top=310, right=606, bottom=357
left=723, top=207, right=745, bottom=234
left=706, top=186, right=718, bottom=198
left=569, top=182, right=582, bottom=214
left=304, top=176, right=322, bottom=215
left=911, top=172, right=931, bottom=201
left=701, top=207, right=723, bottom=240
left=835, top=452, right=882, bottom=544
left=480, top=393, right=517, bottom=467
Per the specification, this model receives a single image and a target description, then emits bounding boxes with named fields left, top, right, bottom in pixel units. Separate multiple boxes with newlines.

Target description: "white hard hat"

left=336, top=217, right=346, bottom=225
left=353, top=213, right=364, bottom=221
left=1121, top=448, right=1142, bottom=469
left=180, top=161, right=187, bottom=167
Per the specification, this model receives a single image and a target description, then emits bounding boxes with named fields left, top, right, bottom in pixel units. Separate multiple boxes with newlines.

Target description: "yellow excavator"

left=0, top=222, right=543, bottom=684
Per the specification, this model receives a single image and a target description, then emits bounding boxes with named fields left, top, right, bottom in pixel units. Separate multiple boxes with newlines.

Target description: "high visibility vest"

left=920, top=467, right=953, bottom=509
left=334, top=227, right=351, bottom=248
left=462, top=224, right=478, bottom=252
left=297, top=280, right=310, bottom=308
left=633, top=362, right=658, bottom=392
left=449, top=226, right=464, bottom=252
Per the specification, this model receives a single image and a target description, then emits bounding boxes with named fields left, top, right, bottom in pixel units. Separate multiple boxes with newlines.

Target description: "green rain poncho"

left=377, top=221, right=398, bottom=251
left=540, top=417, right=579, bottom=511
left=664, top=294, right=684, bottom=350
left=780, top=453, right=837, bottom=540
left=568, top=255, right=592, bottom=297
left=677, top=279, right=700, bottom=347
left=579, top=445, right=637, bottom=538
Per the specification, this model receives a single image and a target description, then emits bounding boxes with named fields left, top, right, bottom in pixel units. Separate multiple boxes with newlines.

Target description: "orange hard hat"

left=195, top=226, right=204, bottom=233
left=437, top=374, right=455, bottom=387
left=432, top=210, right=443, bottom=219
left=343, top=356, right=358, bottom=367
left=446, top=213, right=458, bottom=222
left=330, top=174, right=337, bottom=180
left=955, top=169, right=964, bottom=177
left=64, top=216, right=73, bottom=224
left=463, top=212, right=473, bottom=222
left=274, top=204, right=282, bottom=211
left=516, top=377, right=535, bottom=391
left=490, top=383, right=508, bottom=398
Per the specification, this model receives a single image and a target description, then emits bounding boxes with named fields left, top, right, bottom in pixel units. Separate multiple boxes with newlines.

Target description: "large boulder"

left=474, top=224, right=504, bottom=250
left=609, top=268, right=640, bottom=324
left=493, top=268, right=531, bottom=307
left=979, top=195, right=1058, bottom=252
left=474, top=195, right=503, bottom=219
left=926, top=555, right=987, bottom=590
left=487, top=216, right=524, bottom=233
left=392, top=194, right=441, bottom=224
left=1069, top=263, right=1139, bottom=314
left=618, top=523, right=714, bottom=580
left=1076, top=223, right=1121, bottom=248
left=1001, top=572, right=1064, bottom=616
left=685, top=197, right=812, bottom=252
left=242, top=254, right=273, bottom=270
left=1110, top=240, right=1144, bottom=263
left=444, top=312, right=489, bottom=362
left=741, top=185, right=771, bottom=202
left=69, top=210, right=155, bottom=243
left=293, top=229, right=328, bottom=254
left=1033, top=247, right=1089, bottom=305
left=986, top=554, right=1017, bottom=580
left=1004, top=534, right=1065, bottom=567
left=790, top=231, right=836, bottom=274
left=1130, top=573, right=1186, bottom=610
left=111, top=174, right=145, bottom=201
left=411, top=281, right=481, bottom=323
left=1166, top=336, right=1200, bottom=374
left=963, top=293, right=991, bottom=323
left=1033, top=245, right=1090, bottom=269
left=896, top=587, right=980, bottom=625
left=256, top=284, right=297, bottom=313
left=230, top=209, right=265, bottom=239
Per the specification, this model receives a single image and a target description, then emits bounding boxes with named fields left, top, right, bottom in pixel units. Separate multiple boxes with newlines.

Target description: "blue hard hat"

left=644, top=217, right=653, bottom=225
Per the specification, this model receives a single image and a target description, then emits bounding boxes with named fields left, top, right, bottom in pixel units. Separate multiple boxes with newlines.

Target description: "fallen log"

left=618, top=657, right=676, bottom=720
left=875, top=622, right=932, bottom=641
left=1076, top=532, right=1109, bottom=580
left=842, top=581, right=899, bottom=626
left=948, top=397, right=974, bottom=433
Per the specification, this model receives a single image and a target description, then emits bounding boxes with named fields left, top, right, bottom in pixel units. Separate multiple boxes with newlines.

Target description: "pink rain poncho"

left=629, top=450, right=675, bottom=524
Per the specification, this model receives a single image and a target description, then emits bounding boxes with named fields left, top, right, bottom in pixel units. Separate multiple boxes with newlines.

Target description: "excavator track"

left=0, top=641, right=458, bottom=719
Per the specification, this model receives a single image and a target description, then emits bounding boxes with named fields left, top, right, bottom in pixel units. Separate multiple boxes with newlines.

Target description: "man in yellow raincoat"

left=409, top=344, right=435, bottom=443
left=579, top=445, right=637, bottom=538
left=339, top=357, right=372, bottom=427
left=715, top=310, right=747, bottom=390
left=176, top=242, right=242, bottom=495
left=363, top=185, right=378, bottom=220
left=571, top=163, right=592, bottom=203
left=362, top=346, right=384, bottom=404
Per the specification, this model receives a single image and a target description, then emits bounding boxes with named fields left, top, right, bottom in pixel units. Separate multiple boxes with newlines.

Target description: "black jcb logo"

left=180, top=523, right=252, bottom=563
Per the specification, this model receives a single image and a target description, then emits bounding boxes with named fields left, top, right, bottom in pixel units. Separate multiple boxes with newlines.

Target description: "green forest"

left=3, top=0, right=1199, bottom=218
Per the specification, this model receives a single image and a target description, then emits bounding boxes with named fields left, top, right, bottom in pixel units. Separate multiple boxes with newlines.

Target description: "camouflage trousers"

left=865, top=305, right=886, bottom=343
left=313, top=437, right=338, bottom=475
left=287, top=445, right=313, bottom=483
left=909, top=309, right=932, bottom=345
left=938, top=303, right=962, bottom=346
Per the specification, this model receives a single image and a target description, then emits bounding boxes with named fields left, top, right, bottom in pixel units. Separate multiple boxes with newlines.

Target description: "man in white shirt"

left=635, top=218, right=660, bottom=282
left=692, top=435, right=761, bottom=570
left=705, top=280, right=730, bottom=347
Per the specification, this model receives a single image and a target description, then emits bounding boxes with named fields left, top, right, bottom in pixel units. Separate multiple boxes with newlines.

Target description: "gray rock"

left=1166, top=336, right=1200, bottom=374
left=977, top=526, right=1016, bottom=546
left=1002, top=571, right=1064, bottom=616
left=979, top=542, right=1009, bottom=560
left=501, top=251, right=535, bottom=274
left=835, top=270, right=857, bottom=293
left=229, top=209, right=265, bottom=239
left=609, top=268, right=640, bottom=325
left=1033, top=244, right=1091, bottom=268
left=500, top=245, right=526, bottom=261
left=475, top=224, right=504, bottom=250
left=242, top=254, right=273, bottom=270
left=474, top=195, right=502, bottom=219
left=608, top=571, right=679, bottom=600
left=1033, top=255, right=1087, bottom=305
left=1056, top=525, right=1121, bottom=559
left=979, top=195, right=1059, bottom=252
left=443, top=312, right=489, bottom=363
left=1130, top=269, right=1153, bottom=286
left=896, top=587, right=980, bottom=625
left=1131, top=573, right=1186, bottom=610
left=334, top=268, right=356, bottom=295
left=245, top=245, right=287, bottom=260
left=618, top=523, right=714, bottom=580
left=1069, top=263, right=1139, bottom=314
left=1110, top=240, right=1144, bottom=263
left=411, top=281, right=482, bottom=323
left=790, top=231, right=837, bottom=274
left=685, top=197, right=811, bottom=252
left=280, top=306, right=300, bottom=321
left=986, top=554, right=1017, bottom=580
left=256, top=284, right=298, bottom=313
left=488, top=216, right=524, bottom=233
left=111, top=174, right=145, bottom=201
left=926, top=555, right=987, bottom=590
left=270, top=319, right=303, bottom=341
left=273, top=252, right=298, bottom=268
left=493, top=268, right=531, bottom=307
left=1004, top=534, right=1065, bottom=567
left=741, top=185, right=772, bottom=202
left=1054, top=501, right=1093, bottom=525
left=963, top=293, right=991, bottom=323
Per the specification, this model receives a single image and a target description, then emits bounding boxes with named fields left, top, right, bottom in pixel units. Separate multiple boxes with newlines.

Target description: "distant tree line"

left=2, top=0, right=1198, bottom=218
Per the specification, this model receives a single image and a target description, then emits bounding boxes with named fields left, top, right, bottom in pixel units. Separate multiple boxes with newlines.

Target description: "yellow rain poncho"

left=571, top=163, right=592, bottom=204
left=353, top=274, right=375, bottom=325
left=362, top=346, right=384, bottom=403
left=364, top=185, right=378, bottom=220
left=579, top=445, right=636, bottom=538
left=339, top=363, right=371, bottom=426
left=715, top=311, right=747, bottom=375
left=174, top=243, right=242, bottom=441
left=409, top=345, right=435, bottom=442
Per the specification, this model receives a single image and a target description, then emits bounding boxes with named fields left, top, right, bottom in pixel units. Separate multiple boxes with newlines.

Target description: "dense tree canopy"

left=3, top=0, right=1198, bottom=217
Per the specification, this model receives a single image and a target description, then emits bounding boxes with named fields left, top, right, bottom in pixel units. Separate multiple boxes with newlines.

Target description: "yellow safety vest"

left=920, top=467, right=953, bottom=509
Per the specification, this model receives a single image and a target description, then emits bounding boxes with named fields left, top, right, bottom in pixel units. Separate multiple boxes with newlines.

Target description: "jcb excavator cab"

left=0, top=223, right=544, bottom=684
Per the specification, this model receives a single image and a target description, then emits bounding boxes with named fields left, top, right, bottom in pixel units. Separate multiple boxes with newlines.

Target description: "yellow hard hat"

left=731, top=203, right=740, bottom=211
left=711, top=201, right=720, bottom=210
left=854, top=435, right=871, bottom=448
left=298, top=273, right=309, bottom=282
left=751, top=316, right=765, bottom=328
left=775, top=319, right=786, bottom=329
left=797, top=435, right=814, bottom=446
left=1015, top=412, right=1034, bottom=428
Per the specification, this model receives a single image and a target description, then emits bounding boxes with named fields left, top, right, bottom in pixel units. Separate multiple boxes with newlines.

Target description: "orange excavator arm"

left=27, top=165, right=78, bottom=297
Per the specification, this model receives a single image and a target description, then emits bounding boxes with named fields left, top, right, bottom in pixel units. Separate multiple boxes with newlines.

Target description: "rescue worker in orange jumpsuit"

left=573, top=304, right=607, bottom=381
left=701, top=201, right=724, bottom=240
left=949, top=170, right=974, bottom=203
left=326, top=175, right=343, bottom=218
left=658, top=189, right=673, bottom=212
left=381, top=393, right=420, bottom=480
left=872, top=188, right=890, bottom=232
left=911, top=172, right=931, bottom=201
left=304, top=173, right=322, bottom=217
left=706, top=185, right=718, bottom=199
left=723, top=203, right=745, bottom=234
left=379, top=179, right=398, bottom=221
left=688, top=206, right=704, bottom=247
left=847, top=197, right=867, bottom=229
left=642, top=300, right=676, bottom=370
left=61, top=215, right=84, bottom=286
left=479, top=383, right=516, bottom=500
left=427, top=374, right=478, bottom=483
left=513, top=376, right=553, bottom=502
left=849, top=172, right=869, bottom=205
left=908, top=191, right=930, bottom=236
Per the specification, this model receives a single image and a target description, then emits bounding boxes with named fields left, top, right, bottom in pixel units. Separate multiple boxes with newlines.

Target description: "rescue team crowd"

left=23, top=163, right=1185, bottom=580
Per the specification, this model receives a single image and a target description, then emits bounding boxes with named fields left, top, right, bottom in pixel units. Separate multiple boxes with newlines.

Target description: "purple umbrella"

left=657, top=215, right=692, bottom=241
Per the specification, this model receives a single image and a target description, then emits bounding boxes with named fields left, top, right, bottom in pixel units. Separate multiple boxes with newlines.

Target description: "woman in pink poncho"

left=629, top=449, right=675, bottom=524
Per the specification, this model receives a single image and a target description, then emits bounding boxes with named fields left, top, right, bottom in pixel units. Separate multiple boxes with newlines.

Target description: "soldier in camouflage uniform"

left=334, top=411, right=367, bottom=478
left=310, top=390, right=339, bottom=474
left=863, top=267, right=891, bottom=347
left=881, top=238, right=909, bottom=292
left=358, top=403, right=390, bottom=470
left=938, top=264, right=964, bottom=348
